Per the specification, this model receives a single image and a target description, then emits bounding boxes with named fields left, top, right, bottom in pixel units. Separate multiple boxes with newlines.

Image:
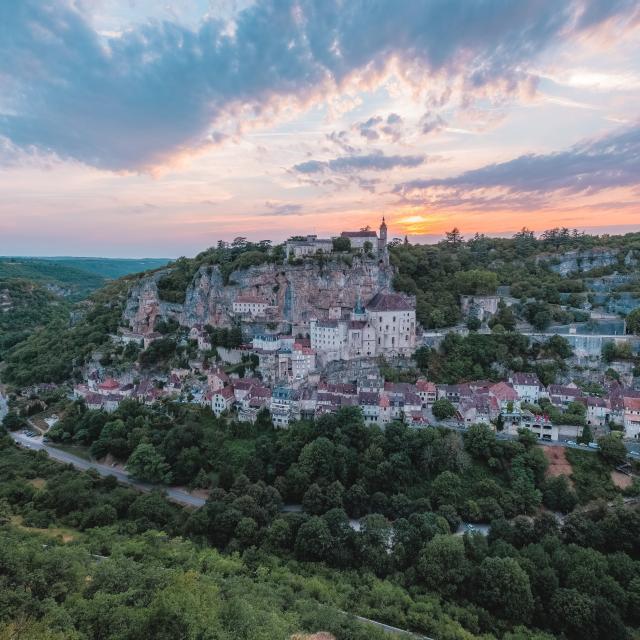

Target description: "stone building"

left=310, top=291, right=416, bottom=365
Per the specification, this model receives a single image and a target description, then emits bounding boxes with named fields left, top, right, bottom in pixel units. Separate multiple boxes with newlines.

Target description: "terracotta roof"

left=217, top=386, right=235, bottom=400
left=624, top=397, right=640, bottom=411
left=98, top=378, right=120, bottom=391
left=366, top=292, right=413, bottom=312
left=235, top=295, right=269, bottom=304
left=489, top=381, right=518, bottom=402
left=416, top=379, right=437, bottom=393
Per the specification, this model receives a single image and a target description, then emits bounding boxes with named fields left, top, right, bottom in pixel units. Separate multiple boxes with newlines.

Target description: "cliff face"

left=124, top=257, right=394, bottom=333
left=539, top=249, right=620, bottom=276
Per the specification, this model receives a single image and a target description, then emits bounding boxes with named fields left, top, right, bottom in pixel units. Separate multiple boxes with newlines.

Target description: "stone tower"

left=378, top=216, right=388, bottom=254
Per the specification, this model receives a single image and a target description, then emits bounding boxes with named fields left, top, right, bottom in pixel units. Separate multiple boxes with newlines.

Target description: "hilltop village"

left=43, top=221, right=639, bottom=446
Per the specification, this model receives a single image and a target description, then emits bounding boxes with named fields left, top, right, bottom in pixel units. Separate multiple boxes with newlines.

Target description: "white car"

left=567, top=440, right=577, bottom=446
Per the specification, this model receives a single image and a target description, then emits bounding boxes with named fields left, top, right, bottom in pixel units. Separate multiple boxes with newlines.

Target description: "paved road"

left=0, top=393, right=8, bottom=421
left=9, top=432, right=206, bottom=508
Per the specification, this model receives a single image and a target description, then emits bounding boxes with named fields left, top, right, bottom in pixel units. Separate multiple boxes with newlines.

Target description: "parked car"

left=588, top=442, right=599, bottom=450
left=567, top=440, right=577, bottom=446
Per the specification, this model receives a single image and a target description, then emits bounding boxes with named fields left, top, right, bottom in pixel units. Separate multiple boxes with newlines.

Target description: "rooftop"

left=366, top=292, right=414, bottom=312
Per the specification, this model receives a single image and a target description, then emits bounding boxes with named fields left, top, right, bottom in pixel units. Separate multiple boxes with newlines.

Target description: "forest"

left=1, top=410, right=639, bottom=640
left=389, top=228, right=640, bottom=329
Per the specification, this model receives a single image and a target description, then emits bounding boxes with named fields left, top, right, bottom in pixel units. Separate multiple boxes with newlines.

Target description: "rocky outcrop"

left=539, top=249, right=620, bottom=276
left=123, top=256, right=394, bottom=333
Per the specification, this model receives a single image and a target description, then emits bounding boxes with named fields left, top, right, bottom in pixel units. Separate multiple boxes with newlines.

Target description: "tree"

left=542, top=475, right=578, bottom=513
left=363, top=240, right=373, bottom=254
left=445, top=228, right=463, bottom=245
left=578, top=424, right=593, bottom=445
left=455, top=269, right=498, bottom=295
left=2, top=411, right=27, bottom=431
left=464, top=423, right=495, bottom=459
left=126, top=443, right=172, bottom=484
left=294, top=516, right=332, bottom=561
left=475, top=557, right=534, bottom=624
left=626, top=308, right=640, bottom=335
left=417, top=534, right=469, bottom=596
left=432, top=398, right=456, bottom=420
left=597, top=434, right=627, bottom=467
left=332, top=236, right=351, bottom=252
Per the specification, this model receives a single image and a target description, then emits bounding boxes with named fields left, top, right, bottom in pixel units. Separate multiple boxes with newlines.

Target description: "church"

left=285, top=217, right=388, bottom=259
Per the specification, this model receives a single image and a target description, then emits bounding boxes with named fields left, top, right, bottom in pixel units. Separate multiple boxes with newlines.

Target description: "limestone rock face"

left=123, top=257, right=394, bottom=333
left=539, top=249, right=619, bottom=276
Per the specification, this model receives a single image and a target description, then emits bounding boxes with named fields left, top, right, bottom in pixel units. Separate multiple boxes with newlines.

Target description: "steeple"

left=379, top=216, right=388, bottom=244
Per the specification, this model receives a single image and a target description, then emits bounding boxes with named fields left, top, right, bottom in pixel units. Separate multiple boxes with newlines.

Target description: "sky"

left=0, top=0, right=639, bottom=258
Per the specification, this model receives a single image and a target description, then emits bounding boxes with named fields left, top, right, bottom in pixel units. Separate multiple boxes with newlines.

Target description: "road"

left=0, top=392, right=8, bottom=421
left=9, top=432, right=206, bottom=508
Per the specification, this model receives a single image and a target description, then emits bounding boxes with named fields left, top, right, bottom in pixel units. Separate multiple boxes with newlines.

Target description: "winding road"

left=9, top=432, right=206, bottom=507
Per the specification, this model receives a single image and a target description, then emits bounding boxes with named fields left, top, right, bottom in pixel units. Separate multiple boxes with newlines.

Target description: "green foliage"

left=332, top=236, right=351, bottom=252
left=597, top=434, right=628, bottom=467
left=431, top=398, right=456, bottom=420
left=415, top=331, right=565, bottom=385
left=626, top=308, right=640, bottom=335
left=0, top=423, right=639, bottom=640
left=127, top=443, right=173, bottom=484
left=3, top=278, right=132, bottom=386
left=0, top=279, right=70, bottom=360
left=156, top=241, right=276, bottom=303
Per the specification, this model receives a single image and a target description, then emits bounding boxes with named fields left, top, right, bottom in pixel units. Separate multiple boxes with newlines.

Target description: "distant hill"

left=0, top=257, right=169, bottom=366
left=22, top=256, right=171, bottom=279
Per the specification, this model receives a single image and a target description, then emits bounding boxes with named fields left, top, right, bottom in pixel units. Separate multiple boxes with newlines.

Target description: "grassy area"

left=10, top=515, right=77, bottom=543
left=566, top=448, right=618, bottom=503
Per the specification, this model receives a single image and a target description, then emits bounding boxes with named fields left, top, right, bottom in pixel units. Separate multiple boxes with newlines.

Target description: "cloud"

left=420, top=111, right=447, bottom=135
left=261, top=201, right=304, bottom=216
left=293, top=152, right=426, bottom=174
left=1, top=0, right=638, bottom=170
left=394, top=122, right=640, bottom=207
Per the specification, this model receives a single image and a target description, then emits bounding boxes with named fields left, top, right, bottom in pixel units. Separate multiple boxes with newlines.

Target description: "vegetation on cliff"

left=0, top=279, right=70, bottom=360
left=156, top=239, right=278, bottom=303
left=2, top=277, right=134, bottom=386
left=390, top=228, right=640, bottom=329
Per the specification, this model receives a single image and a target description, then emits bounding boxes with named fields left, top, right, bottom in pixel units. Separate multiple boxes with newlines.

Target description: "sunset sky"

left=1, top=0, right=639, bottom=257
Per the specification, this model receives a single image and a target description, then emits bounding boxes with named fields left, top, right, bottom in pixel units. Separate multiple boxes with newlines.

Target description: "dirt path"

left=543, top=446, right=573, bottom=481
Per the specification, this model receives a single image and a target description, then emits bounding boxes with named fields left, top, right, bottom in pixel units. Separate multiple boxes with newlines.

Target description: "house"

left=207, top=367, right=230, bottom=392
left=416, top=379, right=437, bottom=407
left=285, top=235, right=334, bottom=258
left=458, top=395, right=497, bottom=425
left=623, top=397, right=640, bottom=438
left=488, top=381, right=519, bottom=411
left=291, top=343, right=316, bottom=380
left=270, top=387, right=300, bottom=427
left=548, top=384, right=582, bottom=407
left=232, top=295, right=271, bottom=317
left=98, top=378, right=120, bottom=394
left=211, top=386, right=235, bottom=416
left=514, top=411, right=558, bottom=441
left=581, top=396, right=610, bottom=427
left=508, top=372, right=544, bottom=403
left=437, top=384, right=461, bottom=404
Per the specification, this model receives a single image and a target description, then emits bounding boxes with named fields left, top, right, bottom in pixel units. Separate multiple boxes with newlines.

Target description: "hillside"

left=0, top=256, right=170, bottom=299
left=0, top=279, right=70, bottom=360
left=390, top=228, right=640, bottom=330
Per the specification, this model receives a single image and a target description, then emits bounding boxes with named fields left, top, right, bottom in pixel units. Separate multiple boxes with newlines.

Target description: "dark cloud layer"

left=293, top=153, right=425, bottom=174
left=395, top=123, right=640, bottom=202
left=0, top=0, right=638, bottom=170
